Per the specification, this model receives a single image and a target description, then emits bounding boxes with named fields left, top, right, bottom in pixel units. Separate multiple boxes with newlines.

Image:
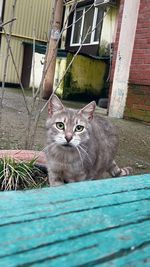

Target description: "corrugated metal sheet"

left=0, top=36, right=23, bottom=82
left=3, top=0, right=53, bottom=41
left=0, top=0, right=54, bottom=83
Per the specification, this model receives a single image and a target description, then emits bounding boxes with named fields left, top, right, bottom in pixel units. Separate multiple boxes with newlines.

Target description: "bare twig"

left=0, top=18, right=17, bottom=27
left=33, top=0, right=78, bottom=100
left=24, top=4, right=59, bottom=148
left=32, top=28, right=36, bottom=98
left=0, top=0, right=110, bottom=150
left=28, top=5, right=111, bottom=148
left=27, top=25, right=92, bottom=149
left=63, top=3, right=94, bottom=31
left=2, top=26, right=30, bottom=114
left=41, top=27, right=92, bottom=113
left=0, top=0, right=18, bottom=108
left=23, top=0, right=78, bottom=148
left=26, top=0, right=79, bottom=148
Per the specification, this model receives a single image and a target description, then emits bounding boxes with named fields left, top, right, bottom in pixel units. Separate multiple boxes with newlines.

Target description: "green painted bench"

left=0, top=174, right=150, bottom=266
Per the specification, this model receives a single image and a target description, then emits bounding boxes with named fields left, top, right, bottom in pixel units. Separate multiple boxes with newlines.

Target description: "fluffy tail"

left=108, top=160, right=133, bottom=177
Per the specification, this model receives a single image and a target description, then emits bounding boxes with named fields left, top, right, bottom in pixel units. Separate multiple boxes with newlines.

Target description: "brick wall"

left=125, top=84, right=150, bottom=122
left=110, top=0, right=150, bottom=122
left=129, top=0, right=150, bottom=85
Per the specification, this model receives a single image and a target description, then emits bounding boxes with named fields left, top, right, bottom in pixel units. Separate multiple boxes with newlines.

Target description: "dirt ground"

left=0, top=88, right=150, bottom=177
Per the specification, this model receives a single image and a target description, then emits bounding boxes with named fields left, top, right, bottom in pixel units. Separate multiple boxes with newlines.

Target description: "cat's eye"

left=75, top=125, right=84, bottom=132
left=56, top=122, right=64, bottom=130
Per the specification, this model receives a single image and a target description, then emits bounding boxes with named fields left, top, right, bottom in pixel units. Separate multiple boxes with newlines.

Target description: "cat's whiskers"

left=75, top=146, right=84, bottom=169
left=43, top=142, right=56, bottom=152
left=80, top=143, right=89, bottom=151
left=78, top=145, right=93, bottom=165
left=80, top=144, right=87, bottom=149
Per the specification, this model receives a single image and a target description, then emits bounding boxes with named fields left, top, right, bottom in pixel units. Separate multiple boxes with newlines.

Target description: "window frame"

left=70, top=5, right=101, bottom=47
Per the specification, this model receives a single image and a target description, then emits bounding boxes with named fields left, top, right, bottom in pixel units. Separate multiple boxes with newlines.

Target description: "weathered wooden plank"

left=0, top=221, right=149, bottom=266
left=29, top=245, right=150, bottom=267
left=0, top=196, right=149, bottom=246
left=101, top=246, right=150, bottom=267
left=0, top=174, right=149, bottom=266
left=0, top=175, right=149, bottom=211
left=0, top=174, right=149, bottom=225
left=0, top=200, right=149, bottom=261
left=0, top=188, right=149, bottom=224
left=26, top=246, right=150, bottom=267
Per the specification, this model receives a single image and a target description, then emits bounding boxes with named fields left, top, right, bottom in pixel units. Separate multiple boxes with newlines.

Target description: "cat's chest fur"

left=46, top=147, right=87, bottom=182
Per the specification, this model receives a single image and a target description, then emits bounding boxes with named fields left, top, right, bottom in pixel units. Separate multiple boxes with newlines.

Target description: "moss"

left=63, top=53, right=107, bottom=101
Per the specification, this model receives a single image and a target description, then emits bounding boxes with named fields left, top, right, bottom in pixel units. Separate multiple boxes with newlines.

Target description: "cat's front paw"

left=119, top=166, right=133, bottom=176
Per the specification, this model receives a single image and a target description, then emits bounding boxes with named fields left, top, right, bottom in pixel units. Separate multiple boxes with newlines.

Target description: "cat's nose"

left=65, top=133, right=72, bottom=143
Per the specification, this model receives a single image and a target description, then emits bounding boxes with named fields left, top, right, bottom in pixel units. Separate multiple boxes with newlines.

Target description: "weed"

left=0, top=157, right=48, bottom=191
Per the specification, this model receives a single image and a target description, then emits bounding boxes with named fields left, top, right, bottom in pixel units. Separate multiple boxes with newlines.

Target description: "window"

left=70, top=5, right=103, bottom=46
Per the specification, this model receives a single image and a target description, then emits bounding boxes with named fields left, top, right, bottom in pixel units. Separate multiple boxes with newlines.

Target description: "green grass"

left=0, top=157, right=48, bottom=191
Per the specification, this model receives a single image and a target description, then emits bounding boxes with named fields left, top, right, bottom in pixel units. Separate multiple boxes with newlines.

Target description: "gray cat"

left=45, top=94, right=132, bottom=186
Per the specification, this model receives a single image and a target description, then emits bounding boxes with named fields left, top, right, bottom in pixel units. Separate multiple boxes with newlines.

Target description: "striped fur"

left=109, top=161, right=133, bottom=177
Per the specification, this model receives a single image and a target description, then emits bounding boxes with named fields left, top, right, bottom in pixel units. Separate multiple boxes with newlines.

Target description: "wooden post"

left=42, top=0, right=64, bottom=100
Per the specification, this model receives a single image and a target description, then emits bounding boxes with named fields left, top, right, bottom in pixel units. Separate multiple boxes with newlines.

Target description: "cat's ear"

left=78, top=101, right=96, bottom=121
left=48, top=94, right=64, bottom=116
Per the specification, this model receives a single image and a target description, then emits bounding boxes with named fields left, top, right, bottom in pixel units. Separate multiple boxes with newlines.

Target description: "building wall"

left=110, top=0, right=124, bottom=81
left=63, top=53, right=107, bottom=101
left=53, top=57, right=67, bottom=97
left=3, top=0, right=52, bottom=41
left=125, top=84, right=150, bottom=122
left=64, top=2, right=119, bottom=57
left=0, top=36, right=23, bottom=83
left=100, top=6, right=118, bottom=56
left=126, top=0, right=150, bottom=122
left=110, top=0, right=150, bottom=122
left=0, top=0, right=53, bottom=85
left=30, top=52, right=45, bottom=89
left=60, top=1, right=119, bottom=100
left=129, top=0, right=150, bottom=85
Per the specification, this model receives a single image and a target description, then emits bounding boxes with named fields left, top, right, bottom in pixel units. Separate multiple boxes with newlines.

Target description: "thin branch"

left=40, top=8, right=112, bottom=111
left=2, top=25, right=30, bottom=114
left=0, top=0, right=17, bottom=108
left=42, top=27, right=92, bottom=123
left=33, top=0, right=78, bottom=100
left=32, top=28, right=36, bottom=98
left=0, top=18, right=17, bottom=27
left=63, top=3, right=94, bottom=31
left=23, top=3, right=111, bottom=149
left=21, top=1, right=110, bottom=149
left=41, top=29, right=92, bottom=114
left=32, top=7, right=111, bottom=144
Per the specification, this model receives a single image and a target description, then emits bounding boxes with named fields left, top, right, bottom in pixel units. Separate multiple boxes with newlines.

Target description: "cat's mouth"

left=62, top=143, right=73, bottom=148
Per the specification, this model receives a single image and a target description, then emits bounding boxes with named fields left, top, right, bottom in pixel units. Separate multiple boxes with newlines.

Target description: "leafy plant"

left=0, top=157, right=48, bottom=191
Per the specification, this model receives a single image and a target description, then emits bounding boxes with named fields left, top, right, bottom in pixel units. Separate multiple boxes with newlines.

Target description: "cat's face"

left=46, top=95, right=96, bottom=148
left=49, top=111, right=88, bottom=147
